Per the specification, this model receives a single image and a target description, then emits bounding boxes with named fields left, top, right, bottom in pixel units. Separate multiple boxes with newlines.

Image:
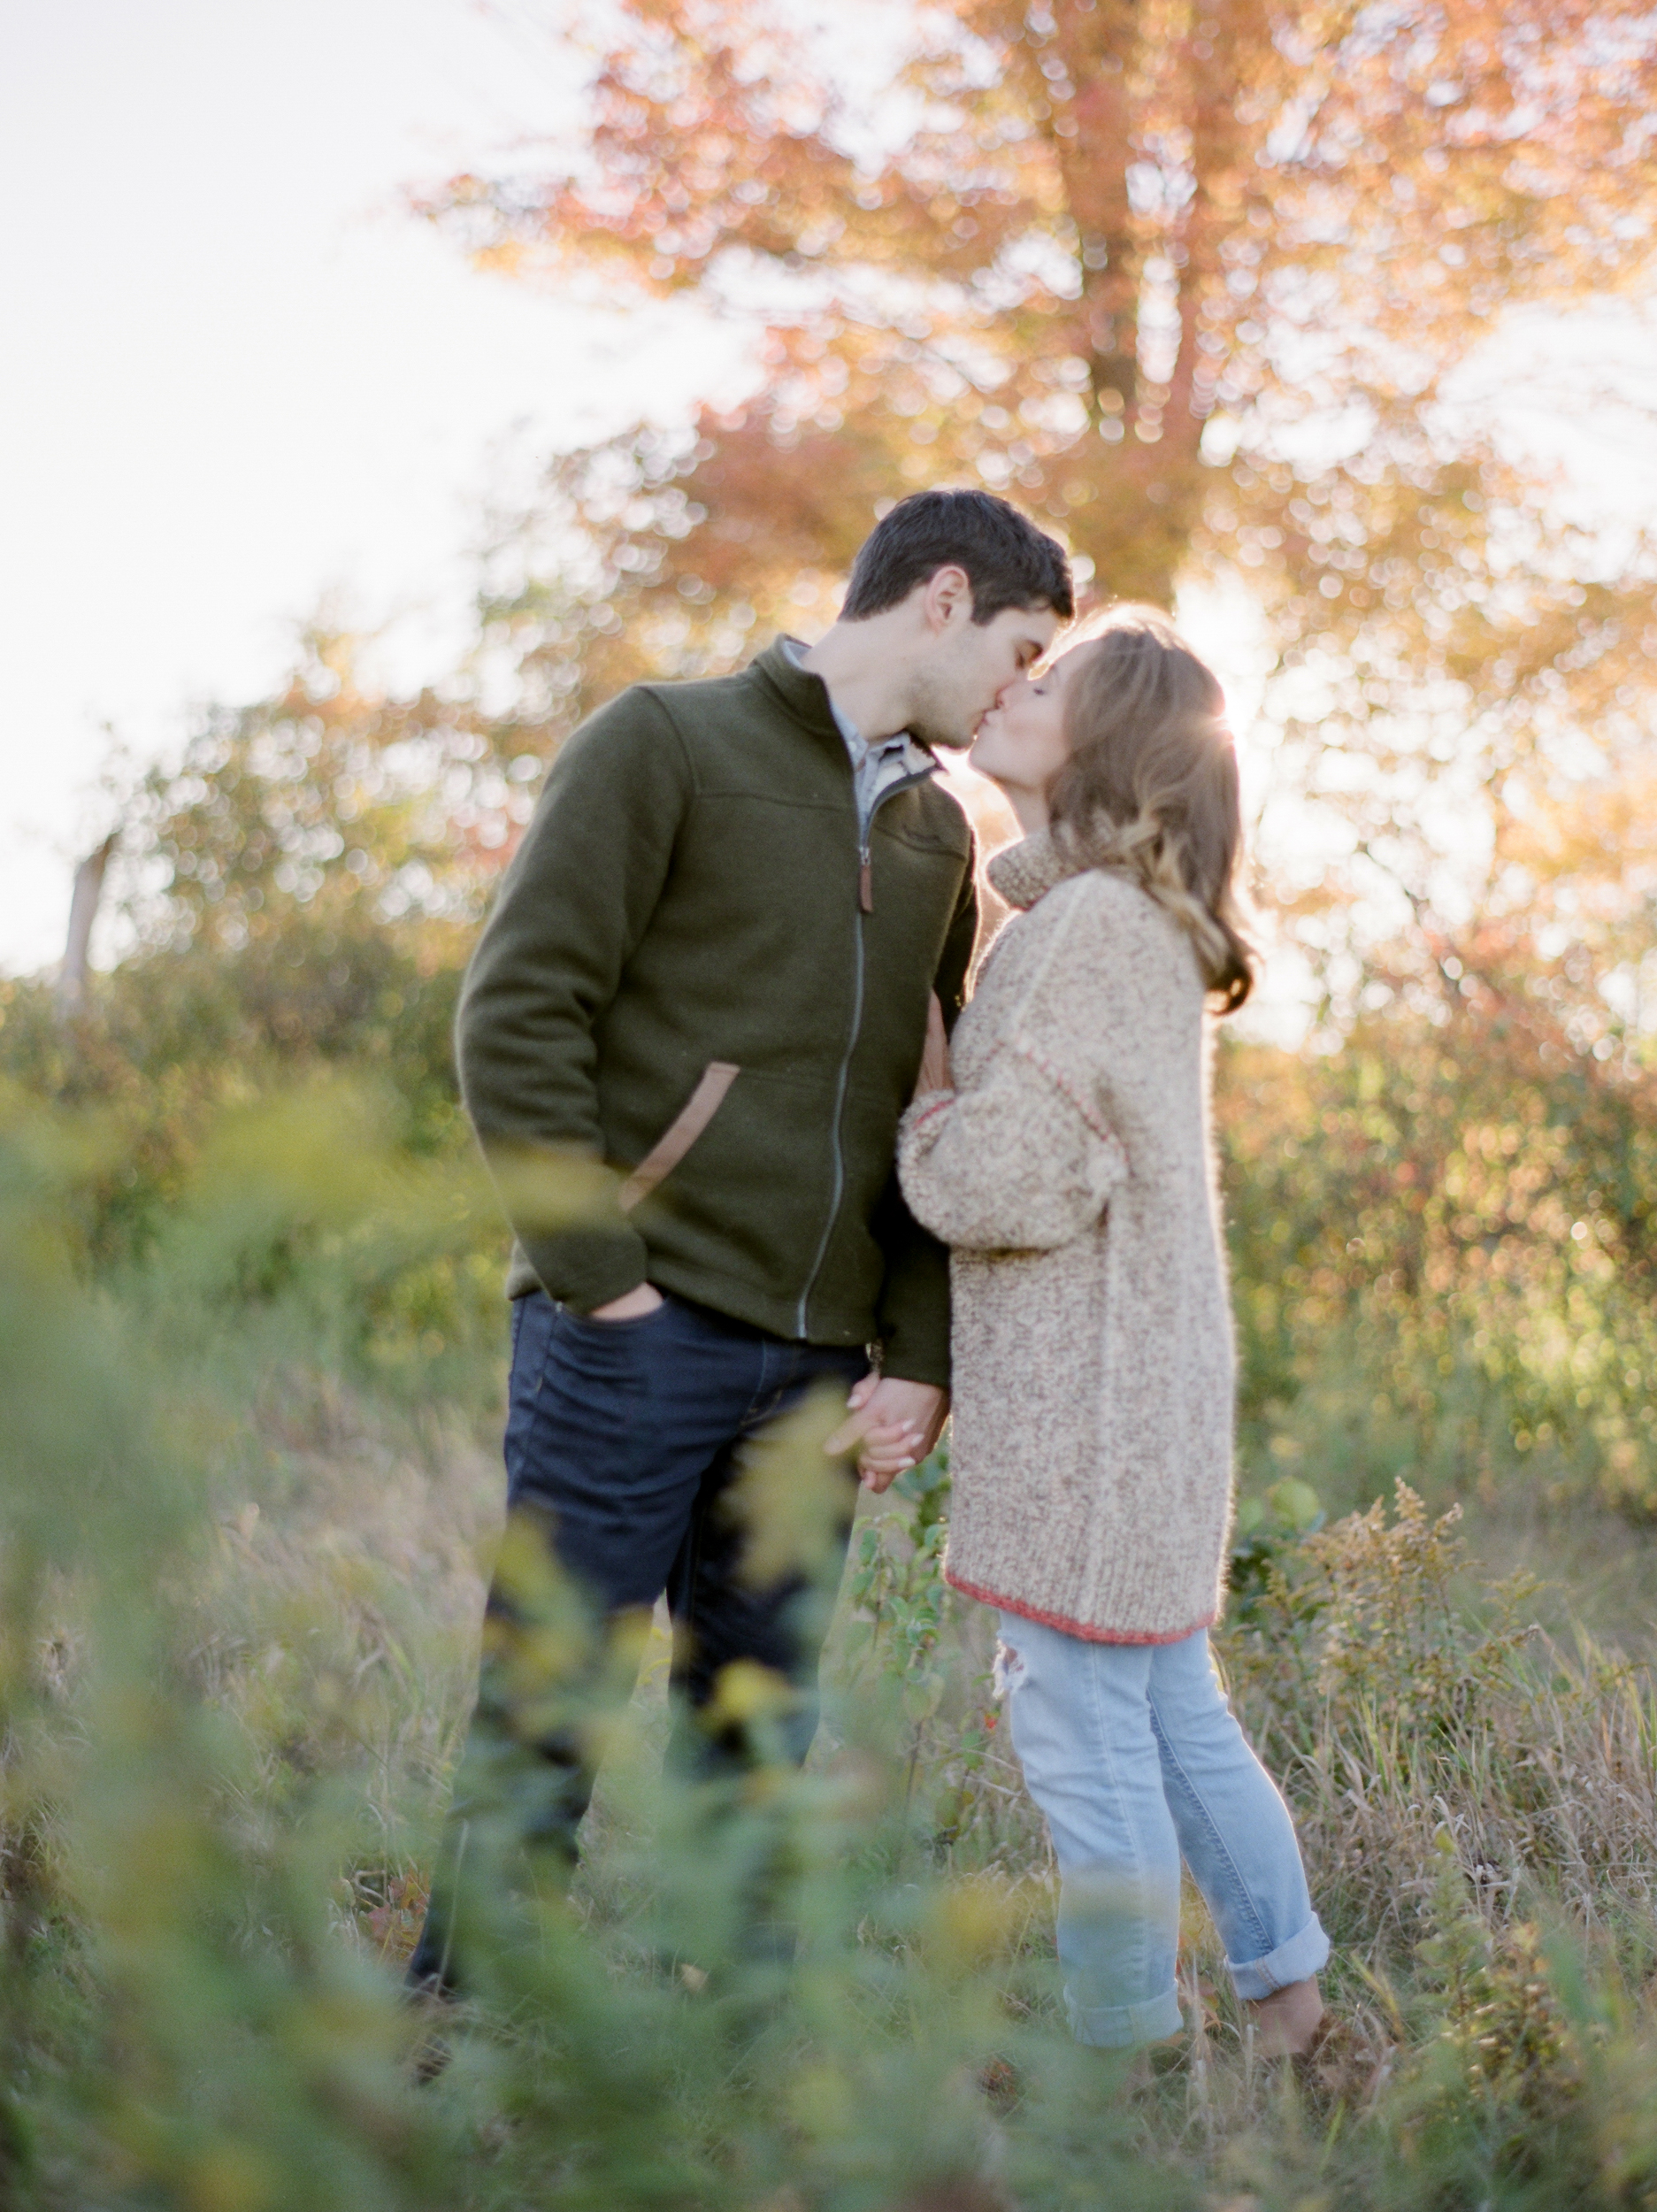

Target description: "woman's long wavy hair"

left=1048, top=604, right=1256, bottom=1012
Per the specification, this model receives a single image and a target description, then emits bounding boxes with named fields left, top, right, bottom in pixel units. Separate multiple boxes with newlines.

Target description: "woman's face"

left=967, top=643, right=1088, bottom=803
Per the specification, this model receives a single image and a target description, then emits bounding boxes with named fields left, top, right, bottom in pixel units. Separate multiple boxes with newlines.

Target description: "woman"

left=895, top=606, right=1328, bottom=2055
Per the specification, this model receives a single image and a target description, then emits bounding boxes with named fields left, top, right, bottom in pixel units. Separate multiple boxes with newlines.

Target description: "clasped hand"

left=825, top=1372, right=947, bottom=1492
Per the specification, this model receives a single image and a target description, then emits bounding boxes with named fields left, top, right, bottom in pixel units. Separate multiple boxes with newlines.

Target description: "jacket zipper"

left=794, top=764, right=938, bottom=1338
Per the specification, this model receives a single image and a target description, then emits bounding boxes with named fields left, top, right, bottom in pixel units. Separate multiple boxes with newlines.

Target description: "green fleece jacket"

left=455, top=638, right=978, bottom=1387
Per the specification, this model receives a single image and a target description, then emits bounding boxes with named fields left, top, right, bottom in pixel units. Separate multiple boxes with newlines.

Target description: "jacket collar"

left=986, top=828, right=1075, bottom=910
left=749, top=635, right=855, bottom=745
left=750, top=637, right=938, bottom=782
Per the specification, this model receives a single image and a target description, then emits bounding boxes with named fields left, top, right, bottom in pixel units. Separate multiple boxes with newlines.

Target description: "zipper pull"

left=858, top=854, right=873, bottom=913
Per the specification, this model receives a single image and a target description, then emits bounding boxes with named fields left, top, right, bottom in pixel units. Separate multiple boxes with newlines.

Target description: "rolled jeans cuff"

left=1227, top=1913, right=1331, bottom=2001
left=1065, top=1984, right=1185, bottom=2050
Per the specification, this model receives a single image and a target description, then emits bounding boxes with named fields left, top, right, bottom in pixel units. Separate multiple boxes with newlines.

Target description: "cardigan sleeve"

left=896, top=1041, right=1128, bottom=1252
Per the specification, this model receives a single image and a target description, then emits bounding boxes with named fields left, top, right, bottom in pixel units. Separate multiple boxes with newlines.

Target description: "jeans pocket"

left=545, top=1298, right=676, bottom=1405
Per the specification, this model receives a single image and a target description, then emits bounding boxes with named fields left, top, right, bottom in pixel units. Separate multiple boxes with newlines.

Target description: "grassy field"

left=4, top=1065, right=1657, bottom=2210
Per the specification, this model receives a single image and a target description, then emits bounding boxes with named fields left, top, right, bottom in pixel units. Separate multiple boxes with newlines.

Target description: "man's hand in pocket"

left=587, top=1284, right=665, bottom=1321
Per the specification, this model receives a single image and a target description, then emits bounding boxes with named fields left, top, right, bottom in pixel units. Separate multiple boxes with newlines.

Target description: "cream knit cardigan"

left=897, top=830, right=1235, bottom=1644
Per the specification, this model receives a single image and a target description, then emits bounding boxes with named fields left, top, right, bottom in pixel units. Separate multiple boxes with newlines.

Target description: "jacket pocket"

left=618, top=1062, right=740, bottom=1212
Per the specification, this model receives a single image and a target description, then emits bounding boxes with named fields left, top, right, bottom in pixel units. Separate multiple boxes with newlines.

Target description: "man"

left=410, top=488, right=1070, bottom=1992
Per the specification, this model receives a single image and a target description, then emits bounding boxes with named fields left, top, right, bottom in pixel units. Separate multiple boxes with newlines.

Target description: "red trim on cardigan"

left=1009, top=1033, right=1116, bottom=1148
left=944, top=1568, right=1216, bottom=1647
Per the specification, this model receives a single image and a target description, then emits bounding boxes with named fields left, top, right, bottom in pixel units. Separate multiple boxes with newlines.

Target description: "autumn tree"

left=437, top=0, right=1651, bottom=721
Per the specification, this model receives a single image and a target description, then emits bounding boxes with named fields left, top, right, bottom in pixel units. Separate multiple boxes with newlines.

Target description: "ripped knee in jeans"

left=992, top=1640, right=1025, bottom=1700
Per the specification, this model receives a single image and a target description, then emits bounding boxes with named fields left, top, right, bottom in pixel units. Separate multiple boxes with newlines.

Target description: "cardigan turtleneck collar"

left=986, top=827, right=1077, bottom=911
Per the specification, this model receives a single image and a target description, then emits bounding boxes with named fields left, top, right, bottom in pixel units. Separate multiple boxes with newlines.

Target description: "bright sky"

left=0, top=0, right=747, bottom=976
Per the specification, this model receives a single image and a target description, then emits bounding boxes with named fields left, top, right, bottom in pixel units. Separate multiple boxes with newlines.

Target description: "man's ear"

left=919, top=564, right=974, bottom=634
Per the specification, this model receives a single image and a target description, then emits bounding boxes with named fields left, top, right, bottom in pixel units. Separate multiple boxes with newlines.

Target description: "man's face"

left=909, top=602, right=1062, bottom=751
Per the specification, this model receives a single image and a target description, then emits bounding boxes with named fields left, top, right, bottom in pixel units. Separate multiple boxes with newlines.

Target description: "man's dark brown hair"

left=842, top=488, right=1075, bottom=624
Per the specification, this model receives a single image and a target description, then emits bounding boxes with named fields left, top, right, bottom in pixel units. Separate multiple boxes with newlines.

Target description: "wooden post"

left=56, top=833, right=118, bottom=1024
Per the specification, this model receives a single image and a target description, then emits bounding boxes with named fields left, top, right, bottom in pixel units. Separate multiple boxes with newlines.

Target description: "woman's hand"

left=826, top=1372, right=949, bottom=1492
left=915, top=993, right=952, bottom=1096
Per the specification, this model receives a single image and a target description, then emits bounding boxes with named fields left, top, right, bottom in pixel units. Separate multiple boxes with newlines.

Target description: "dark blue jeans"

left=409, top=1288, right=866, bottom=1991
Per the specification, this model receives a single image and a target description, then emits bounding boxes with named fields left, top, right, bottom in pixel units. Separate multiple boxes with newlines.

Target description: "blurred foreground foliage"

left=6, top=1084, right=1657, bottom=2210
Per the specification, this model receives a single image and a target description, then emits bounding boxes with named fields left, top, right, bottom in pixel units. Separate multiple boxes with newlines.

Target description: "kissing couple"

left=410, top=487, right=1329, bottom=2057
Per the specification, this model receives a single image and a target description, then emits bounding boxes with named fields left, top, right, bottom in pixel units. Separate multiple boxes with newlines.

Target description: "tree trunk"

left=56, top=833, right=117, bottom=1025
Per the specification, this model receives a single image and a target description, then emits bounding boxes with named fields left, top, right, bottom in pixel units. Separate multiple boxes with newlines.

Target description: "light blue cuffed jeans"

left=996, top=1613, right=1330, bottom=2048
